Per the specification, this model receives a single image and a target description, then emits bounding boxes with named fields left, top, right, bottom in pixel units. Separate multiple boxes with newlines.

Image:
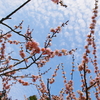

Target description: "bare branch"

left=0, top=0, right=31, bottom=23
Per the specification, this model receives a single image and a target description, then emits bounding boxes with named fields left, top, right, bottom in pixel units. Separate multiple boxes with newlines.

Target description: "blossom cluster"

left=36, top=48, right=75, bottom=68
left=50, top=26, right=61, bottom=33
left=17, top=79, right=29, bottom=86
left=77, top=0, right=100, bottom=99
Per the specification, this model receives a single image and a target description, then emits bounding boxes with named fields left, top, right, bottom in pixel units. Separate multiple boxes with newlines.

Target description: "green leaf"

left=29, top=95, right=37, bottom=100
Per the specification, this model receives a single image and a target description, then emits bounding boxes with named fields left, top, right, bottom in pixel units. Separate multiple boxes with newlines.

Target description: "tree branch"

left=0, top=0, right=31, bottom=23
left=83, top=63, right=89, bottom=100
left=47, top=79, right=51, bottom=100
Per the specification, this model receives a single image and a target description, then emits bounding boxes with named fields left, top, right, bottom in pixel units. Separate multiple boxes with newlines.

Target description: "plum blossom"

left=19, top=50, right=26, bottom=58
left=51, top=0, right=60, bottom=4
left=25, top=40, right=39, bottom=51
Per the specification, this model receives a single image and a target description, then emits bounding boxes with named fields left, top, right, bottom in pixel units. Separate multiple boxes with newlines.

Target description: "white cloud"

left=64, top=32, right=70, bottom=37
left=75, top=35, right=82, bottom=43
left=78, top=19, right=86, bottom=28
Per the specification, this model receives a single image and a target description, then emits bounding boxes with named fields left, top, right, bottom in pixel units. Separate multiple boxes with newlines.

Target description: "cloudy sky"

left=0, top=0, right=100, bottom=100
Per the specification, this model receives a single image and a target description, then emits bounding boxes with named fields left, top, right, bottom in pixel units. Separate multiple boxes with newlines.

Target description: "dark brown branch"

left=87, top=82, right=97, bottom=90
left=83, top=63, right=89, bottom=100
left=0, top=60, right=35, bottom=76
left=47, top=79, right=51, bottom=100
left=0, top=0, right=31, bottom=23
left=1, top=22, right=32, bottom=40
left=1, top=22, right=21, bottom=34
left=0, top=52, right=44, bottom=76
left=11, top=58, right=20, bottom=61
left=71, top=54, right=75, bottom=80
left=0, top=55, right=32, bottom=73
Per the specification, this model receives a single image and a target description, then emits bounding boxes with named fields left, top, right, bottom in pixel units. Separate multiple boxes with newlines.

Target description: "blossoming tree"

left=0, top=0, right=100, bottom=100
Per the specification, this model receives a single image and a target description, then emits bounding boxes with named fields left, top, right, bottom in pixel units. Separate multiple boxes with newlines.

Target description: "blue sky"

left=0, top=0, right=100, bottom=100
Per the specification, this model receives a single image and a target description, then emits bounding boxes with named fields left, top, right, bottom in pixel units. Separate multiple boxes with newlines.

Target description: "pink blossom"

left=6, top=33, right=12, bottom=38
left=32, top=75, right=39, bottom=82
left=50, top=28, right=56, bottom=33
left=25, top=40, right=39, bottom=51
left=78, top=64, right=83, bottom=71
left=51, top=0, right=59, bottom=4
left=22, top=82, right=29, bottom=86
left=18, top=79, right=24, bottom=83
left=42, top=48, right=52, bottom=55
left=41, top=48, right=45, bottom=52
left=5, top=85, right=10, bottom=90
left=49, top=78, right=55, bottom=84
left=61, top=49, right=67, bottom=54
left=54, top=49, right=59, bottom=55
left=8, top=65, right=14, bottom=69
left=58, top=53, right=62, bottom=56
left=19, top=50, right=26, bottom=58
